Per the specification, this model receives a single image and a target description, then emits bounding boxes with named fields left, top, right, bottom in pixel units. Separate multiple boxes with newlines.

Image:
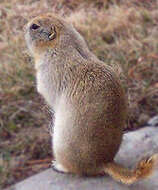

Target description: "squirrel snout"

left=23, top=23, right=28, bottom=33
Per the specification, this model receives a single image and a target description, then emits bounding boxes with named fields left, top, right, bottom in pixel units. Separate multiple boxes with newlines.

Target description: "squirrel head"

left=25, top=14, right=65, bottom=57
left=25, top=14, right=91, bottom=61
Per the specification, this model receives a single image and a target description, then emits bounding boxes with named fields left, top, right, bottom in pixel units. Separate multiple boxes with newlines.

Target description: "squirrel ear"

left=49, top=26, right=57, bottom=40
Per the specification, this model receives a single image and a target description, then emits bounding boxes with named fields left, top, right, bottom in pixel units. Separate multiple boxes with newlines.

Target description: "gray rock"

left=5, top=127, right=158, bottom=190
left=148, top=115, right=158, bottom=126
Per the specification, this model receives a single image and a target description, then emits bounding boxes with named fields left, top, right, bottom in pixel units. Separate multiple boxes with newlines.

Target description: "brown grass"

left=0, top=0, right=158, bottom=188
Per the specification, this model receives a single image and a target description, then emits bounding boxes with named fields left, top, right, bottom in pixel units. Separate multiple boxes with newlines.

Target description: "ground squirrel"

left=25, top=14, right=158, bottom=185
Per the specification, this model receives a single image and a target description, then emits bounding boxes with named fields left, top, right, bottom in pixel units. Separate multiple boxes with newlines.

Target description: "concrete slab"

left=6, top=126, right=158, bottom=190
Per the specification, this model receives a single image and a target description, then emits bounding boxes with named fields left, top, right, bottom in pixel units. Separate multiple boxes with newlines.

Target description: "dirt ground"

left=0, top=0, right=158, bottom=188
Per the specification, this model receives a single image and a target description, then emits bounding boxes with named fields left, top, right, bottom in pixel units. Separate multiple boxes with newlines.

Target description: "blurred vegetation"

left=0, top=0, right=158, bottom=188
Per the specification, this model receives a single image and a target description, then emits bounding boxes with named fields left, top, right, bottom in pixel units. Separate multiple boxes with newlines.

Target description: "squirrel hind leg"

left=52, top=160, right=69, bottom=174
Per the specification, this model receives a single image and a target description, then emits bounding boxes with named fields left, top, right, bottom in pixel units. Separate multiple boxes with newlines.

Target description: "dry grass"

left=0, top=0, right=158, bottom=188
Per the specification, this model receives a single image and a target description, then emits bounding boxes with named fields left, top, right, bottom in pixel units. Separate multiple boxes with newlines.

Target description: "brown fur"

left=25, top=14, right=157, bottom=184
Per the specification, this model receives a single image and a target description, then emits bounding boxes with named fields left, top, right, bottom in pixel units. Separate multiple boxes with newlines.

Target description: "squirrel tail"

left=103, top=154, right=158, bottom=185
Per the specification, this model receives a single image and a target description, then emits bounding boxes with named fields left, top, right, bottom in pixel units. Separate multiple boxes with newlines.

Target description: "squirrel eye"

left=30, top=23, right=40, bottom=30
